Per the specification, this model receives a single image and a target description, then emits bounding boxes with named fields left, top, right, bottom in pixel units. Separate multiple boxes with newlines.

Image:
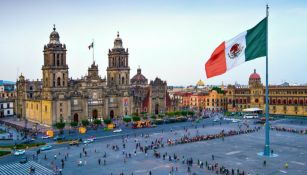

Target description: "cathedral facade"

left=16, top=26, right=171, bottom=126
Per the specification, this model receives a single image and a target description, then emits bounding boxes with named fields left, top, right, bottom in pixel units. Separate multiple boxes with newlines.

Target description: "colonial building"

left=0, top=80, right=16, bottom=117
left=16, top=26, right=171, bottom=126
left=226, top=69, right=307, bottom=116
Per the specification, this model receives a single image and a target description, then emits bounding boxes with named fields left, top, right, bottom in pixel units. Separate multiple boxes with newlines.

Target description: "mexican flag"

left=205, top=17, right=267, bottom=78
left=88, top=42, right=94, bottom=50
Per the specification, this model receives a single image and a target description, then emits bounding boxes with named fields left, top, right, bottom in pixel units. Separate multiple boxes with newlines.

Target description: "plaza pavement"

left=1, top=118, right=306, bottom=175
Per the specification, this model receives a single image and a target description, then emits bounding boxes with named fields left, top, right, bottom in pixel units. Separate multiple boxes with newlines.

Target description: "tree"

left=55, top=122, right=65, bottom=134
left=81, top=120, right=90, bottom=127
left=188, top=111, right=195, bottom=116
left=103, top=118, right=112, bottom=125
left=123, top=117, right=131, bottom=123
left=93, top=119, right=102, bottom=125
left=174, top=111, right=181, bottom=116
left=142, top=115, right=148, bottom=120
left=132, top=116, right=141, bottom=122
left=70, top=121, right=78, bottom=128
left=181, top=110, right=188, bottom=116
left=151, top=115, right=157, bottom=119
left=158, top=114, right=165, bottom=118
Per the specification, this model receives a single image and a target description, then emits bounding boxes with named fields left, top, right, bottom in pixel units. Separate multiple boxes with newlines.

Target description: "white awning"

left=242, top=108, right=262, bottom=112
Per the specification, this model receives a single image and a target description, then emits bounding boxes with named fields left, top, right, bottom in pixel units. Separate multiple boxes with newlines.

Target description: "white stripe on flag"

left=225, top=31, right=247, bottom=71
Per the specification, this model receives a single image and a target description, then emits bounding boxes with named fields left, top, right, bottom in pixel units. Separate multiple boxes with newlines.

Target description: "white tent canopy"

left=242, top=108, right=262, bottom=112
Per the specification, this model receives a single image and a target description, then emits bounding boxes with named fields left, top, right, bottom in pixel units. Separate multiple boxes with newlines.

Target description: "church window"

left=57, top=77, right=61, bottom=86
left=57, top=59, right=60, bottom=66
left=45, top=106, right=47, bottom=112
left=255, top=98, right=259, bottom=103
left=53, top=54, right=55, bottom=65
left=36, top=104, right=38, bottom=110
left=122, top=77, right=125, bottom=85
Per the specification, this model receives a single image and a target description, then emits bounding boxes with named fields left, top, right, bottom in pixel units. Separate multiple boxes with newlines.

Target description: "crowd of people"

left=166, top=127, right=261, bottom=146
left=270, top=126, right=307, bottom=134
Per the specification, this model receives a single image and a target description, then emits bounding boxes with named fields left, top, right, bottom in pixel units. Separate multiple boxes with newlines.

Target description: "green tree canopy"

left=132, top=116, right=141, bottom=122
left=103, top=118, right=112, bottom=125
left=70, top=121, right=78, bottom=127
left=123, top=117, right=131, bottom=123
left=81, top=120, right=90, bottom=127
left=93, top=119, right=102, bottom=125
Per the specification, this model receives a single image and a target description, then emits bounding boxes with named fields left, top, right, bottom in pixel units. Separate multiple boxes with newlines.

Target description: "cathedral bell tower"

left=107, top=32, right=130, bottom=88
left=42, top=25, right=69, bottom=99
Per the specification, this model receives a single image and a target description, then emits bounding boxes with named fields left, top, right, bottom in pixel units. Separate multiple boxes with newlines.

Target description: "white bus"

left=242, top=108, right=262, bottom=119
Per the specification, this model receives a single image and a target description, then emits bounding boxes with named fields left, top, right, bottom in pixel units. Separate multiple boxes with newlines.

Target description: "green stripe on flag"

left=245, top=17, right=267, bottom=61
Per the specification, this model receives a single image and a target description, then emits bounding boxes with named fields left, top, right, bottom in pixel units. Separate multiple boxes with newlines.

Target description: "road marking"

left=225, top=151, right=241, bottom=155
left=290, top=161, right=305, bottom=166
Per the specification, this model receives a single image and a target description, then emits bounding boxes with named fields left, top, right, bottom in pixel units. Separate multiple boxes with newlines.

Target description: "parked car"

left=53, top=135, right=65, bottom=141
left=83, top=139, right=94, bottom=144
left=40, top=145, right=52, bottom=151
left=113, top=129, right=122, bottom=133
left=14, top=149, right=26, bottom=156
left=41, top=135, right=51, bottom=139
left=69, top=140, right=79, bottom=146
left=19, top=156, right=28, bottom=164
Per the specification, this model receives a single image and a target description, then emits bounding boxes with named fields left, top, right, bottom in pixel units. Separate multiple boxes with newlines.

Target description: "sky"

left=0, top=0, right=307, bottom=86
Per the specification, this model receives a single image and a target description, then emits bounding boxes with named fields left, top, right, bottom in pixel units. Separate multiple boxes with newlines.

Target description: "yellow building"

left=226, top=69, right=307, bottom=116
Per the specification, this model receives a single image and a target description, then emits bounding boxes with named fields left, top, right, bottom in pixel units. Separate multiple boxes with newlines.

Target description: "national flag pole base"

left=257, top=151, right=278, bottom=158
left=263, top=144, right=270, bottom=156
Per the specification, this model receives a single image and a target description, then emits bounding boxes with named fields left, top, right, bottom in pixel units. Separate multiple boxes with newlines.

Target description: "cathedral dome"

left=49, top=24, right=61, bottom=44
left=249, top=69, right=260, bottom=79
left=196, top=79, right=205, bottom=86
left=113, top=31, right=123, bottom=49
left=131, top=67, right=148, bottom=85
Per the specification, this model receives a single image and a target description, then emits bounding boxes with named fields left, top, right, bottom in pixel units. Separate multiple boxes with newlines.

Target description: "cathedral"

left=16, top=26, right=171, bottom=126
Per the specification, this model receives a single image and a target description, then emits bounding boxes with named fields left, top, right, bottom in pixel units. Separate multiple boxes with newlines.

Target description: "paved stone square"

left=1, top=118, right=306, bottom=175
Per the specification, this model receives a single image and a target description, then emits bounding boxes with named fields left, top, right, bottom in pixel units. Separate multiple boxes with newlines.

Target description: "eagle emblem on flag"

left=228, top=43, right=244, bottom=59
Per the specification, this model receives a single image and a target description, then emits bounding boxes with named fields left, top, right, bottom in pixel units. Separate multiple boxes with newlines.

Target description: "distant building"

left=0, top=80, right=16, bottom=117
left=170, top=69, right=307, bottom=116
left=226, top=69, right=307, bottom=116
left=0, top=100, right=14, bottom=117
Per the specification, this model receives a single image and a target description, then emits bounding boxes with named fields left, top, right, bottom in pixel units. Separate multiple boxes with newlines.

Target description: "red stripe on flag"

left=205, top=42, right=227, bottom=78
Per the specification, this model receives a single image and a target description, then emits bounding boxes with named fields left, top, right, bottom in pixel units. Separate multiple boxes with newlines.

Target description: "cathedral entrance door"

left=155, top=104, right=159, bottom=115
left=73, top=113, right=79, bottom=123
left=92, top=109, right=98, bottom=120
left=110, top=110, right=114, bottom=119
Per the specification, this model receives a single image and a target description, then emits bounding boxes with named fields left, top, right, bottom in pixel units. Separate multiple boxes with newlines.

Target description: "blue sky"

left=1, top=0, right=306, bottom=86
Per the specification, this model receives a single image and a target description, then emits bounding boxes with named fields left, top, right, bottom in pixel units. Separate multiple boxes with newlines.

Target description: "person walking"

left=284, top=162, right=288, bottom=169
left=98, top=158, right=101, bottom=165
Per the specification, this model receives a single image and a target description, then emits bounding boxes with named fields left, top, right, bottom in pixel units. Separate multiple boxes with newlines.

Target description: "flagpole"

left=263, top=4, right=270, bottom=156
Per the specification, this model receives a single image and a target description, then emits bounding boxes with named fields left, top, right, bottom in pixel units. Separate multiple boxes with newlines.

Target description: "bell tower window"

left=57, top=77, right=61, bottom=86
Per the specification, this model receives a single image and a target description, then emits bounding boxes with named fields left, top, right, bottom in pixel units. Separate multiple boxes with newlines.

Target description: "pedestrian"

left=212, top=154, right=214, bottom=160
left=284, top=162, right=288, bottom=169
left=98, top=158, right=101, bottom=165
left=263, top=160, right=266, bottom=166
